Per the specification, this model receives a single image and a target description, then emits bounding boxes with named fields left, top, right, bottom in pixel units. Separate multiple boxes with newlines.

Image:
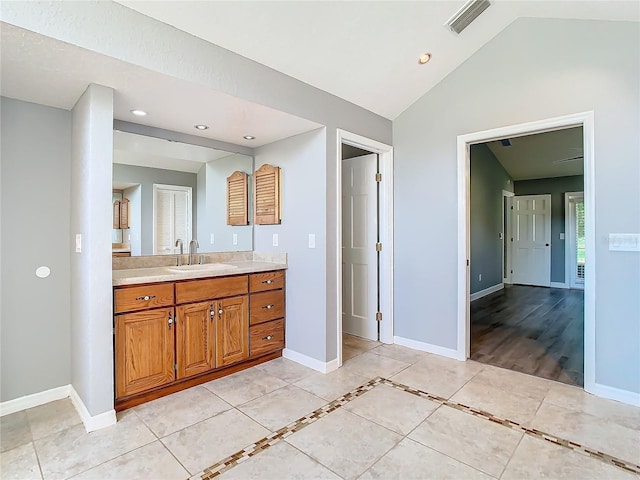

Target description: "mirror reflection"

left=112, top=130, right=253, bottom=256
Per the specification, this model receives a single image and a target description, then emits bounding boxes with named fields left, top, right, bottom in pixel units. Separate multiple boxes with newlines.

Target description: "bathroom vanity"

left=112, top=256, right=286, bottom=410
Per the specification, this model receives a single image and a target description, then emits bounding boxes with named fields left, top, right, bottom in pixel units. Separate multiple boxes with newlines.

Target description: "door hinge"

left=376, top=311, right=383, bottom=322
left=375, top=242, right=382, bottom=252
left=511, top=269, right=513, bottom=274
left=466, top=259, right=470, bottom=266
left=510, top=206, right=514, bottom=210
left=174, top=363, right=178, bottom=372
left=375, top=172, right=382, bottom=182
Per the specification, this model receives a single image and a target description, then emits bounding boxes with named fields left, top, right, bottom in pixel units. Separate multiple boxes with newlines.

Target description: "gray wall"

left=113, top=164, right=198, bottom=255
left=254, top=128, right=328, bottom=361
left=394, top=18, right=639, bottom=393
left=1, top=98, right=71, bottom=402
left=470, top=144, right=513, bottom=294
left=515, top=175, right=584, bottom=285
left=70, top=84, right=114, bottom=416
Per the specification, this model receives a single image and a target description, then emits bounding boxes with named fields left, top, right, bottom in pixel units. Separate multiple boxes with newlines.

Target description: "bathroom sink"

left=165, top=263, right=236, bottom=273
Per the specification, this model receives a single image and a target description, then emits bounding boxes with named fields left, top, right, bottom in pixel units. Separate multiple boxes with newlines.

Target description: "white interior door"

left=511, top=194, right=551, bottom=287
left=342, top=154, right=378, bottom=341
left=153, top=184, right=192, bottom=255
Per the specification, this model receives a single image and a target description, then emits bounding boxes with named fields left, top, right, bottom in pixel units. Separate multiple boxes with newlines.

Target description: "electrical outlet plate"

left=272, top=233, right=279, bottom=247
left=308, top=234, right=315, bottom=248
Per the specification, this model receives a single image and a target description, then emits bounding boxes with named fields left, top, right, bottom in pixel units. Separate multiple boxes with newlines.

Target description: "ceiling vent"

left=445, top=0, right=491, bottom=34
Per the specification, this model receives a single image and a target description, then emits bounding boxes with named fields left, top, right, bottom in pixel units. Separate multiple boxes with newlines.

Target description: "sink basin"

left=165, top=263, right=236, bottom=273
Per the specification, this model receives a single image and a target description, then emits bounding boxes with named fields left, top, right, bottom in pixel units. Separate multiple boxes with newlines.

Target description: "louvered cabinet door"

left=227, top=171, right=249, bottom=225
left=254, top=164, right=281, bottom=225
left=215, top=295, right=249, bottom=367
left=175, top=301, right=215, bottom=379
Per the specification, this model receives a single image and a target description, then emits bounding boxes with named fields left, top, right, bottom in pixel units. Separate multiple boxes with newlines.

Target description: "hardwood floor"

left=470, top=285, right=584, bottom=386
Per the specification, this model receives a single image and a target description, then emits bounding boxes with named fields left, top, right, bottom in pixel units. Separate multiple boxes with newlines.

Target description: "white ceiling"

left=116, top=0, right=640, bottom=119
left=484, top=126, right=583, bottom=181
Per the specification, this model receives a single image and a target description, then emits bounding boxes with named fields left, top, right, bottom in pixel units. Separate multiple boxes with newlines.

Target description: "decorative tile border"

left=193, top=377, right=640, bottom=479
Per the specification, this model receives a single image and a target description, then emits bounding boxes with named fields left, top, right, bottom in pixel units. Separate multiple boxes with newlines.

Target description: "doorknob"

left=546, top=243, right=550, bottom=246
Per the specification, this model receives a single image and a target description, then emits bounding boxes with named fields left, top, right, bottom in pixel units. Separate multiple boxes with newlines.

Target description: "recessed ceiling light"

left=194, top=124, right=209, bottom=130
left=243, top=135, right=255, bottom=140
left=130, top=109, right=147, bottom=116
left=418, top=53, right=432, bottom=65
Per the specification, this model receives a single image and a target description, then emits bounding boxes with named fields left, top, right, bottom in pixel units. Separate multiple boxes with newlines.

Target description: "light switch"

left=272, top=233, right=279, bottom=247
left=75, top=234, right=82, bottom=253
left=609, top=233, right=640, bottom=252
left=210, top=234, right=215, bottom=245
left=560, top=233, right=565, bottom=240
left=233, top=233, right=238, bottom=245
left=308, top=234, right=316, bottom=249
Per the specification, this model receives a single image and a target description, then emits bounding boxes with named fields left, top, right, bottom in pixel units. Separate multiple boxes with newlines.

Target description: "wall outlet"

left=559, top=232, right=565, bottom=240
left=232, top=233, right=238, bottom=245
left=308, top=233, right=315, bottom=249
left=478, top=273, right=482, bottom=282
left=210, top=233, right=215, bottom=245
left=75, top=234, right=82, bottom=253
left=272, top=233, right=279, bottom=247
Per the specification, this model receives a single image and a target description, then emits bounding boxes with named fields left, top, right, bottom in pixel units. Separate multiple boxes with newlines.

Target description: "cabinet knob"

left=262, top=279, right=274, bottom=284
left=136, top=295, right=156, bottom=301
left=262, top=304, right=275, bottom=310
left=218, top=308, right=223, bottom=316
left=263, top=335, right=273, bottom=341
left=168, top=314, right=174, bottom=328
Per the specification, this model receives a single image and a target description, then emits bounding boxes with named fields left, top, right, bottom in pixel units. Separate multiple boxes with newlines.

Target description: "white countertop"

left=112, top=261, right=287, bottom=286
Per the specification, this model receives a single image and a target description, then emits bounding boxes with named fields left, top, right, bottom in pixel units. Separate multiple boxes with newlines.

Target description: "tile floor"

left=2, top=334, right=640, bottom=479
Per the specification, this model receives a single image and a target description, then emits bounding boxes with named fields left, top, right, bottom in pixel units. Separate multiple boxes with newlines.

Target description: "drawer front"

left=114, top=283, right=174, bottom=313
left=250, top=270, right=285, bottom=293
left=176, top=275, right=248, bottom=304
left=250, top=290, right=285, bottom=325
left=250, top=319, right=285, bottom=357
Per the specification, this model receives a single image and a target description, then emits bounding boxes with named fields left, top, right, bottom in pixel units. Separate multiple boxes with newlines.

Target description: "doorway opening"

left=457, top=112, right=595, bottom=392
left=337, top=130, right=393, bottom=366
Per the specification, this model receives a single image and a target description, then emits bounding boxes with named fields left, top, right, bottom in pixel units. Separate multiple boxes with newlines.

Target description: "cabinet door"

left=115, top=307, right=175, bottom=399
left=176, top=301, right=215, bottom=379
left=216, top=295, right=249, bottom=367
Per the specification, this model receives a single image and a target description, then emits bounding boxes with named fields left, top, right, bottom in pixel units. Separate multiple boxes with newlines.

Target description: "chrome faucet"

left=175, top=239, right=184, bottom=266
left=189, top=239, right=199, bottom=265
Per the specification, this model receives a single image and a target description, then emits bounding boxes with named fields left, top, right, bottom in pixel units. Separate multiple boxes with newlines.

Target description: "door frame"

left=336, top=129, right=394, bottom=366
left=456, top=111, right=595, bottom=393
left=502, top=190, right=514, bottom=284
left=565, top=191, right=585, bottom=290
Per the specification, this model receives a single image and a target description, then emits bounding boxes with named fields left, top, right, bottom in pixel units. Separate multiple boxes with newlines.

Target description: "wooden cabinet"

left=114, top=270, right=284, bottom=410
left=115, top=306, right=175, bottom=398
left=176, top=301, right=215, bottom=379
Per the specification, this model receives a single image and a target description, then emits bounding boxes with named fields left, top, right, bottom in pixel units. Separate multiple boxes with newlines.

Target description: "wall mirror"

left=112, top=128, right=253, bottom=256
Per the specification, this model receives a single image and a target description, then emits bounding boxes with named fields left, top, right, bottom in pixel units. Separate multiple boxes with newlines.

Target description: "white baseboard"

left=283, top=348, right=339, bottom=374
left=587, top=382, right=640, bottom=407
left=0, top=385, right=71, bottom=417
left=69, top=386, right=117, bottom=432
left=394, top=336, right=465, bottom=361
left=550, top=282, right=569, bottom=289
left=470, top=283, right=503, bottom=302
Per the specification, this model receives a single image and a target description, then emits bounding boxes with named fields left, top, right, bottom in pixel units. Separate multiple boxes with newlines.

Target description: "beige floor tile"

left=161, top=408, right=270, bottom=475
left=343, top=334, right=380, bottom=351
left=531, top=401, right=640, bottom=463
left=27, top=399, right=82, bottom=440
left=450, top=380, right=543, bottom=425
left=202, top=367, right=288, bottom=406
left=0, top=442, right=42, bottom=480
left=34, top=410, right=156, bottom=479
left=469, top=364, right=550, bottom=401
left=286, top=408, right=401, bottom=480
left=70, top=441, right=188, bottom=480
left=217, top=440, right=341, bottom=480
left=369, top=344, right=428, bottom=364
left=345, top=384, right=439, bottom=435
left=544, top=381, right=640, bottom=430
left=390, top=359, right=477, bottom=399
left=1, top=410, right=32, bottom=452
left=409, top=406, right=522, bottom=477
left=502, top=435, right=638, bottom=480
left=237, top=384, right=326, bottom=431
left=294, top=368, right=369, bottom=401
left=342, top=352, right=410, bottom=379
left=254, top=358, right=316, bottom=384
left=342, top=345, right=363, bottom=361
left=133, top=386, right=231, bottom=438
left=360, top=437, right=493, bottom=480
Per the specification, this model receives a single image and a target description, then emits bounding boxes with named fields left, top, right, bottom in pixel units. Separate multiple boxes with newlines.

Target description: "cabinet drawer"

left=250, top=319, right=285, bottom=357
left=250, top=290, right=285, bottom=325
left=176, top=275, right=248, bottom=304
left=114, top=283, right=174, bottom=313
left=250, top=271, right=285, bottom=293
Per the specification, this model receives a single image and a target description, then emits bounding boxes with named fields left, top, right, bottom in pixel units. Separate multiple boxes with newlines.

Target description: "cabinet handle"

left=210, top=305, right=215, bottom=318
left=261, top=304, right=275, bottom=310
left=263, top=335, right=273, bottom=341
left=136, top=295, right=156, bottom=301
left=168, top=313, right=174, bottom=328
left=218, top=308, right=223, bottom=318
left=262, top=279, right=274, bottom=284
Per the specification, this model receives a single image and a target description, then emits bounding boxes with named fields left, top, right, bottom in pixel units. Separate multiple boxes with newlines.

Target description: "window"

left=153, top=184, right=192, bottom=255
